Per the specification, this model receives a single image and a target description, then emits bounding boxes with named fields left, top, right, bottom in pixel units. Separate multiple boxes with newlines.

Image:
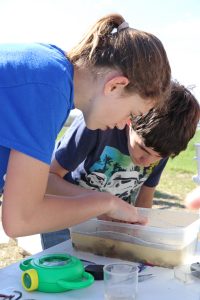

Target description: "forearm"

left=135, top=186, right=155, bottom=208
left=3, top=190, right=147, bottom=238
left=47, top=173, right=95, bottom=196
left=2, top=150, right=147, bottom=238
left=135, top=197, right=153, bottom=208
left=2, top=192, right=113, bottom=237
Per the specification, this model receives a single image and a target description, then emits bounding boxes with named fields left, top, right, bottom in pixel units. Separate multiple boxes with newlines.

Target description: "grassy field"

left=155, top=130, right=200, bottom=202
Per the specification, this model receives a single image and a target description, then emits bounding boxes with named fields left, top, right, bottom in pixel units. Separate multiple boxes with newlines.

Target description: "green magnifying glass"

left=20, top=253, right=94, bottom=293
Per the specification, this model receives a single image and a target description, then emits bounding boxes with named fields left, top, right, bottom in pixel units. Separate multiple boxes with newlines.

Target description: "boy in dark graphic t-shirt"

left=41, top=81, right=200, bottom=249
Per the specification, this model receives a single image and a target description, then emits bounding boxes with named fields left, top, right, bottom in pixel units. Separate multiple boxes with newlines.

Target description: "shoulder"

left=0, top=43, right=73, bottom=95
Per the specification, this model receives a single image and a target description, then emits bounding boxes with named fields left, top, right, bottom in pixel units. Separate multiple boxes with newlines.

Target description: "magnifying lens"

left=20, top=253, right=94, bottom=293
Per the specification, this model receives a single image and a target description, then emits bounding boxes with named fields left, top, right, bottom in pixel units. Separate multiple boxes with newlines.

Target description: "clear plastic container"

left=70, top=208, right=200, bottom=268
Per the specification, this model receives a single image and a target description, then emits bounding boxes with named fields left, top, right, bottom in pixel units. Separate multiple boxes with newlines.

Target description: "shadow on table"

left=153, top=190, right=185, bottom=209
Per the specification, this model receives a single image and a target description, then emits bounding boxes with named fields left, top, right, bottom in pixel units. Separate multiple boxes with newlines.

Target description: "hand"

left=98, top=214, right=144, bottom=224
left=106, top=196, right=148, bottom=225
left=98, top=214, right=130, bottom=223
left=185, top=187, right=200, bottom=209
left=98, top=214, right=115, bottom=222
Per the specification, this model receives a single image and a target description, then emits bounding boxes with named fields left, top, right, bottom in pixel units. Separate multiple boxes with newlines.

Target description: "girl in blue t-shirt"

left=0, top=13, right=171, bottom=237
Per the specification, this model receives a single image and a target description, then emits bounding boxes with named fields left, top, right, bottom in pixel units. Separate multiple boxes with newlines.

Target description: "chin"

left=133, top=159, right=146, bottom=167
left=132, top=158, right=140, bottom=166
left=137, top=162, right=145, bottom=167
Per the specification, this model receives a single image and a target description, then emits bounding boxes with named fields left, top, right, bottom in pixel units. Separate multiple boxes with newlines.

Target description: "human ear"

left=104, top=76, right=129, bottom=95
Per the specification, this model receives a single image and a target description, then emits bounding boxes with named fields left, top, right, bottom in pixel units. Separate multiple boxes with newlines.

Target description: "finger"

left=185, top=188, right=200, bottom=209
left=134, top=216, right=148, bottom=225
left=185, top=197, right=200, bottom=209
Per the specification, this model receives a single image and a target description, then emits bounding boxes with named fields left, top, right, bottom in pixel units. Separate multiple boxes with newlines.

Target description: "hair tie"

left=118, top=21, right=129, bottom=32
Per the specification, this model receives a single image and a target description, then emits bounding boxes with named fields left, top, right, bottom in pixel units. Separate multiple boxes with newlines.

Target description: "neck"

left=73, top=65, right=94, bottom=111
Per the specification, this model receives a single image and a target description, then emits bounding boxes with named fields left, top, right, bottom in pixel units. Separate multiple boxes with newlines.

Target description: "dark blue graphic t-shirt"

left=55, top=114, right=168, bottom=203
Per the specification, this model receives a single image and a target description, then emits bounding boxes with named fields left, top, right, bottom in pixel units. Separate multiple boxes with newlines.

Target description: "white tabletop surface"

left=0, top=240, right=200, bottom=300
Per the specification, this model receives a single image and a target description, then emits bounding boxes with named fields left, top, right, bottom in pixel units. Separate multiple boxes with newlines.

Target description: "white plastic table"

left=0, top=240, right=200, bottom=299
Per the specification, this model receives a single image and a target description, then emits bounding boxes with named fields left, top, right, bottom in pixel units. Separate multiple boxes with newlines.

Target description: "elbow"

left=2, top=216, right=21, bottom=238
left=2, top=219, right=19, bottom=238
left=1, top=209, right=26, bottom=238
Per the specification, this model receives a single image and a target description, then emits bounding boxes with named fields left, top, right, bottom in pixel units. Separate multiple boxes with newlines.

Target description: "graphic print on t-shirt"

left=79, top=146, right=150, bottom=201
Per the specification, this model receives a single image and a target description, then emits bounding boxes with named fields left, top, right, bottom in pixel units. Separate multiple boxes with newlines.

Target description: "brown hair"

left=68, top=14, right=171, bottom=103
left=132, top=81, right=200, bottom=157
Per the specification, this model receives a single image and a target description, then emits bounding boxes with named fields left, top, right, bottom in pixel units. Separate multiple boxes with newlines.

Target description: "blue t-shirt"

left=0, top=43, right=74, bottom=192
left=56, top=114, right=168, bottom=203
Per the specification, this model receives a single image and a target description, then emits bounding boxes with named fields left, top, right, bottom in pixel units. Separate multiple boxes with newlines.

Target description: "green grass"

left=155, top=130, right=200, bottom=201
left=165, top=130, right=200, bottom=174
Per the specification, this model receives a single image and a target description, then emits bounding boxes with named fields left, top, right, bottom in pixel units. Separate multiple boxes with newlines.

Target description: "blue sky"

left=0, top=0, right=199, bottom=99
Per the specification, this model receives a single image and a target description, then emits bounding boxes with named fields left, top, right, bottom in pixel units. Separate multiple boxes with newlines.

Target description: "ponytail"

left=68, top=14, right=124, bottom=64
left=68, top=13, right=171, bottom=103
